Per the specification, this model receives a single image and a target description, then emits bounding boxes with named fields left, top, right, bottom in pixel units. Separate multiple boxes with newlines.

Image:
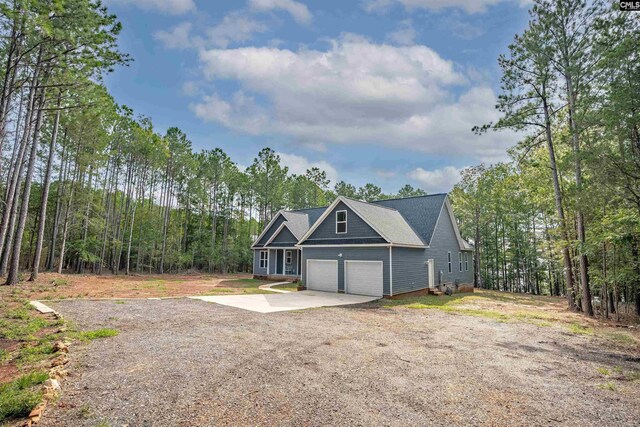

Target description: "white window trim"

left=259, top=250, right=268, bottom=269
left=336, top=210, right=347, bottom=234
left=447, top=251, right=452, bottom=273
left=285, top=250, right=292, bottom=265
left=459, top=252, right=463, bottom=272
left=465, top=253, right=469, bottom=271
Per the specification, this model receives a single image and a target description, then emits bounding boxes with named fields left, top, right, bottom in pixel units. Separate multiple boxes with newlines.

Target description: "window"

left=336, top=210, right=347, bottom=234
left=259, top=250, right=268, bottom=269
left=459, top=252, right=463, bottom=272
left=447, top=252, right=452, bottom=273
left=285, top=250, right=292, bottom=265
left=465, top=253, right=469, bottom=271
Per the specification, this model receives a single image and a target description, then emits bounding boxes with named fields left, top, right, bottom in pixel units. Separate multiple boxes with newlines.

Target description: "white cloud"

left=192, top=35, right=515, bottom=161
left=409, top=166, right=464, bottom=193
left=181, top=81, right=200, bottom=97
left=249, top=0, right=312, bottom=24
left=106, top=0, right=195, bottom=14
left=364, top=0, right=523, bottom=14
left=207, top=12, right=268, bottom=48
left=386, top=19, right=417, bottom=45
left=448, top=17, right=484, bottom=39
left=153, top=22, right=193, bottom=49
left=278, top=153, right=339, bottom=184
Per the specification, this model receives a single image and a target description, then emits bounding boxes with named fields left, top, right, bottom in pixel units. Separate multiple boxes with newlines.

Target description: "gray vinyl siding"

left=425, top=206, right=473, bottom=286
left=271, top=227, right=297, bottom=245
left=253, top=249, right=269, bottom=275
left=391, top=247, right=429, bottom=294
left=255, top=214, right=286, bottom=247
left=302, top=246, right=390, bottom=295
left=389, top=206, right=473, bottom=295
left=305, top=202, right=383, bottom=244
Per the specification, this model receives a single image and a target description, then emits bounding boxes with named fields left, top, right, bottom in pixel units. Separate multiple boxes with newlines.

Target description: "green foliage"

left=0, top=371, right=48, bottom=422
left=71, top=328, right=119, bottom=341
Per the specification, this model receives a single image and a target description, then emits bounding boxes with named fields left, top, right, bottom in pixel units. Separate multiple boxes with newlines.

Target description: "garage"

left=345, top=260, right=383, bottom=297
left=306, top=259, right=338, bottom=292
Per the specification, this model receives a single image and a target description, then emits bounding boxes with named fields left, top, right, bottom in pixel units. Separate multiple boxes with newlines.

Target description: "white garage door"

left=307, top=260, right=338, bottom=292
left=345, top=261, right=383, bottom=297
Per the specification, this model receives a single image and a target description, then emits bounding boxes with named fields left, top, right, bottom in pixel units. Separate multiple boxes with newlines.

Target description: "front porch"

left=253, top=247, right=302, bottom=279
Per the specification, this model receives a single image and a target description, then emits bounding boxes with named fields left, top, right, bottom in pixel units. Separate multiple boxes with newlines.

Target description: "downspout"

left=389, top=245, right=393, bottom=297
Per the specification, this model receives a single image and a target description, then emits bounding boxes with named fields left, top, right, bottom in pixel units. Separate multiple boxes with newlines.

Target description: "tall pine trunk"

left=29, top=92, right=62, bottom=281
left=5, top=68, right=46, bottom=285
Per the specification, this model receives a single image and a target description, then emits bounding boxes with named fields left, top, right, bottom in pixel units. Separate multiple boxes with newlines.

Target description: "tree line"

left=451, top=0, right=640, bottom=318
left=0, top=0, right=429, bottom=285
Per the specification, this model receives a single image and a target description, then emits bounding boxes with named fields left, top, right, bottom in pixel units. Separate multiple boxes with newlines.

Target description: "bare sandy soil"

left=11, top=272, right=265, bottom=300
left=39, top=297, right=640, bottom=427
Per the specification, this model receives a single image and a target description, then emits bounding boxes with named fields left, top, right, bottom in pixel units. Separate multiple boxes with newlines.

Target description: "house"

left=251, top=194, right=473, bottom=298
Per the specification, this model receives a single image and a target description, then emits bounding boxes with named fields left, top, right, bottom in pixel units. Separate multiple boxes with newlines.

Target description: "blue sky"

left=103, top=0, right=530, bottom=193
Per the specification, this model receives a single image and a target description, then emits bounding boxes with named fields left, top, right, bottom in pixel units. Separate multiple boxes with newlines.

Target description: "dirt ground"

left=9, top=272, right=268, bottom=300
left=37, top=295, right=639, bottom=427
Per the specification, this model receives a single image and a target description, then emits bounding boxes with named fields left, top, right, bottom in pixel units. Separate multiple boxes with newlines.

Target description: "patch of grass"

left=601, top=332, right=636, bottom=344
left=16, top=342, right=56, bottom=364
left=72, top=328, right=119, bottom=341
left=51, top=278, right=68, bottom=286
left=94, top=420, right=111, bottom=427
left=405, top=302, right=510, bottom=321
left=5, top=308, right=32, bottom=320
left=218, top=278, right=271, bottom=290
left=270, top=283, right=299, bottom=292
left=528, top=320, right=552, bottom=327
left=567, top=323, right=594, bottom=335
left=0, top=348, right=8, bottom=361
left=597, top=382, right=617, bottom=391
left=114, top=300, right=126, bottom=304
left=78, top=403, right=93, bottom=419
left=0, top=371, right=48, bottom=422
left=597, top=367, right=611, bottom=376
left=0, top=316, right=49, bottom=340
left=512, top=311, right=559, bottom=322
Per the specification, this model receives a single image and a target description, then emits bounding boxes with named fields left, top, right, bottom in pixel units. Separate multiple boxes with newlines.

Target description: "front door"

left=276, top=250, right=283, bottom=275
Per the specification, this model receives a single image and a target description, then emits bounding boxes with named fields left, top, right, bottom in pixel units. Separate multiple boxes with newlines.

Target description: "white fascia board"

left=263, top=222, right=295, bottom=246
left=251, top=210, right=284, bottom=248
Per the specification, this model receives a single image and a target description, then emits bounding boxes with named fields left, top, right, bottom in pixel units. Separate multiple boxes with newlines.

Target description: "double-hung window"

left=336, top=210, right=347, bottom=234
left=447, top=252, right=452, bottom=273
left=465, top=253, right=469, bottom=271
left=259, top=250, right=268, bottom=269
left=459, top=252, right=463, bottom=272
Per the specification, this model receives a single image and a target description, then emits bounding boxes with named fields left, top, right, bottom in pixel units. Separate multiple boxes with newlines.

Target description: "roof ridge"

left=340, top=196, right=398, bottom=212
left=290, top=206, right=328, bottom=213
left=372, top=193, right=448, bottom=203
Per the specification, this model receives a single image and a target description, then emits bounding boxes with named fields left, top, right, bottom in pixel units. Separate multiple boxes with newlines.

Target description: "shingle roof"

left=339, top=197, right=426, bottom=247
left=255, top=194, right=452, bottom=249
left=371, top=194, right=447, bottom=245
left=291, top=206, right=325, bottom=225
left=281, top=211, right=310, bottom=240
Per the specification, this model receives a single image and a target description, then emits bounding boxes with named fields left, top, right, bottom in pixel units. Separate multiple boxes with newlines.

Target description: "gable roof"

left=371, top=193, right=447, bottom=246
left=251, top=210, right=286, bottom=248
left=251, top=208, right=322, bottom=248
left=298, top=196, right=426, bottom=247
left=281, top=211, right=311, bottom=240
left=263, top=222, right=298, bottom=246
left=252, top=193, right=469, bottom=251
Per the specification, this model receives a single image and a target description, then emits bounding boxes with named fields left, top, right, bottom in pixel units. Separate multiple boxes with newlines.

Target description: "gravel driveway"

left=41, top=299, right=639, bottom=427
